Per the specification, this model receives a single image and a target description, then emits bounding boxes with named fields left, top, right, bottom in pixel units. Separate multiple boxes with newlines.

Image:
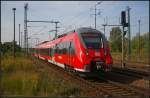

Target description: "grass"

left=1, top=53, right=81, bottom=96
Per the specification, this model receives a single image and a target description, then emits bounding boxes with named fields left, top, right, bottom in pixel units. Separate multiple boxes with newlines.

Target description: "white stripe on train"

left=39, top=56, right=45, bottom=60
left=47, top=59, right=86, bottom=72
left=48, top=59, right=64, bottom=68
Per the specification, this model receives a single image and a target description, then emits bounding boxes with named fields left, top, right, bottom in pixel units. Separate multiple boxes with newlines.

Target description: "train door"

left=68, top=42, right=72, bottom=66
left=68, top=41, right=74, bottom=67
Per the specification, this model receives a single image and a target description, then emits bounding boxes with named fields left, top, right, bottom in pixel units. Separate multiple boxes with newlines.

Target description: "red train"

left=34, top=27, right=113, bottom=74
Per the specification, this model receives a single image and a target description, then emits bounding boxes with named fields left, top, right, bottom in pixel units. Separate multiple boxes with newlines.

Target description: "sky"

left=1, top=1, right=149, bottom=47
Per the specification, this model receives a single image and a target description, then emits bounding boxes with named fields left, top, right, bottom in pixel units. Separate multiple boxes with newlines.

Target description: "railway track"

left=31, top=56, right=148, bottom=97
left=113, top=60, right=149, bottom=72
left=111, top=67, right=149, bottom=80
left=87, top=74, right=149, bottom=97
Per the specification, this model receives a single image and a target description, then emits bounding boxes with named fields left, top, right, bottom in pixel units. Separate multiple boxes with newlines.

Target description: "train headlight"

left=85, top=49, right=89, bottom=56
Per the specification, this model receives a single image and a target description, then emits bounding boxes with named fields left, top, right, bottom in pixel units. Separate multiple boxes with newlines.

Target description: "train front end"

left=77, top=28, right=113, bottom=73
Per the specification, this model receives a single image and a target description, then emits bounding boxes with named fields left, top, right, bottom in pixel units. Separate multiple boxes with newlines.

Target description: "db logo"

left=95, top=52, right=100, bottom=56
left=58, top=56, right=62, bottom=59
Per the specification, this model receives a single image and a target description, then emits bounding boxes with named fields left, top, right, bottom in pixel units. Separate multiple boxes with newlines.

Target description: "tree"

left=131, top=32, right=149, bottom=56
left=109, top=27, right=122, bottom=52
left=1, top=41, right=21, bottom=55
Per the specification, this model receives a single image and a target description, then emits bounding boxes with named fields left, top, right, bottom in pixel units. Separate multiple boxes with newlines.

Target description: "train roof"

left=75, top=27, right=103, bottom=34
left=36, top=27, right=105, bottom=49
left=56, top=27, right=103, bottom=39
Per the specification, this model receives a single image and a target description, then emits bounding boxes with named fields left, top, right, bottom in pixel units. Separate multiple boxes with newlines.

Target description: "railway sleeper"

left=112, top=91, right=136, bottom=95
left=103, top=87, right=138, bottom=96
left=109, top=89, right=133, bottom=93
left=114, top=89, right=137, bottom=94
left=107, top=88, right=129, bottom=92
left=110, top=91, right=139, bottom=97
left=101, top=85, right=119, bottom=89
left=120, top=93, right=138, bottom=96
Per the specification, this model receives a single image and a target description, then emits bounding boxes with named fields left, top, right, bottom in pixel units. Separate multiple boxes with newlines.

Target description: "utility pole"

left=91, top=2, right=102, bottom=29
left=138, top=19, right=141, bottom=60
left=24, top=3, right=28, bottom=54
left=20, top=32, right=22, bottom=48
left=122, top=26, right=125, bottom=68
left=94, top=5, right=97, bottom=29
left=19, top=24, right=20, bottom=47
left=27, top=37, right=31, bottom=53
left=102, top=17, right=108, bottom=35
left=12, top=8, right=16, bottom=58
left=102, top=24, right=106, bottom=36
left=127, top=6, right=131, bottom=61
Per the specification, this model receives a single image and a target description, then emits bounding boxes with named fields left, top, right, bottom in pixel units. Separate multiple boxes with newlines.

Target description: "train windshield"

left=81, top=32, right=103, bottom=50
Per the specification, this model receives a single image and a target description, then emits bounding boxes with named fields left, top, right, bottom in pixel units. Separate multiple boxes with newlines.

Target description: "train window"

left=55, top=44, right=58, bottom=53
left=66, top=41, right=69, bottom=54
left=40, top=49, right=42, bottom=54
left=51, top=46, right=55, bottom=56
left=62, top=42, right=67, bottom=54
left=35, top=49, right=38, bottom=54
left=81, top=33, right=103, bottom=50
left=57, top=43, right=61, bottom=54
left=42, top=48, right=46, bottom=55
left=49, top=48, right=51, bottom=56
left=40, top=49, right=44, bottom=55
left=46, top=48, right=50, bottom=55
left=57, top=44, right=60, bottom=54
left=61, top=42, right=64, bottom=54
left=59, top=43, right=63, bottom=54
left=40, top=49, right=43, bottom=55
left=69, top=41, right=75, bottom=55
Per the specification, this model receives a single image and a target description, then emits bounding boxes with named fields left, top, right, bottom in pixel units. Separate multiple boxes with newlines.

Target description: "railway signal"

left=121, top=11, right=128, bottom=27
left=121, top=8, right=131, bottom=67
left=121, top=11, right=126, bottom=26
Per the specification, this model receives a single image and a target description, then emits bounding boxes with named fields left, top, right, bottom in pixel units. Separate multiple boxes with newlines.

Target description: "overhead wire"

left=29, top=25, right=48, bottom=37
left=61, top=2, right=99, bottom=33
left=61, top=10, right=90, bottom=33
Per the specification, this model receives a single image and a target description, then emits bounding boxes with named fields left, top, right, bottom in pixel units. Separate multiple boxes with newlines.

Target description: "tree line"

left=109, top=27, right=149, bottom=56
left=1, top=41, right=21, bottom=55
